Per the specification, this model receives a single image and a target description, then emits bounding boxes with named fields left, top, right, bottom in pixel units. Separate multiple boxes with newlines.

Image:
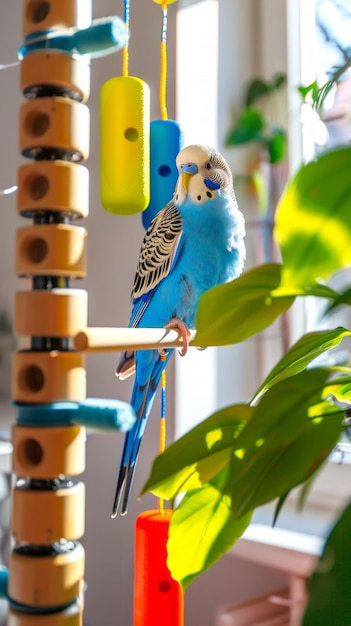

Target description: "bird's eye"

left=206, top=162, right=212, bottom=170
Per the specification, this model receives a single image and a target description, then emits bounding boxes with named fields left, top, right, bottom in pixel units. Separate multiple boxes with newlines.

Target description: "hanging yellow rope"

left=158, top=357, right=167, bottom=514
left=160, top=2, right=168, bottom=120
left=122, top=0, right=130, bottom=76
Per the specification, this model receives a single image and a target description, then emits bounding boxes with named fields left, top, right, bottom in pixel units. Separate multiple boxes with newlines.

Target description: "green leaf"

left=275, top=146, right=351, bottom=291
left=141, top=405, right=252, bottom=500
left=167, top=470, right=252, bottom=590
left=303, top=500, right=351, bottom=625
left=272, top=73, right=286, bottom=90
left=313, top=61, right=351, bottom=114
left=195, top=263, right=295, bottom=347
left=245, top=74, right=286, bottom=107
left=299, top=283, right=340, bottom=299
left=253, top=327, right=351, bottom=403
left=296, top=465, right=324, bottom=512
left=272, top=492, right=290, bottom=527
left=297, top=81, right=319, bottom=102
left=323, top=286, right=351, bottom=317
left=245, top=78, right=270, bottom=106
left=324, top=377, right=351, bottom=406
left=266, top=128, right=286, bottom=164
left=228, top=369, right=343, bottom=519
left=226, top=108, right=264, bottom=146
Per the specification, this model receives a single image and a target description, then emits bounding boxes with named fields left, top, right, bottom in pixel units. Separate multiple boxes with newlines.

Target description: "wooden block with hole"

left=20, top=97, right=90, bottom=162
left=17, top=160, right=89, bottom=219
left=12, top=350, right=86, bottom=404
left=12, top=423, right=86, bottom=478
left=21, top=50, right=90, bottom=102
left=23, top=0, right=87, bottom=38
left=16, top=224, right=87, bottom=278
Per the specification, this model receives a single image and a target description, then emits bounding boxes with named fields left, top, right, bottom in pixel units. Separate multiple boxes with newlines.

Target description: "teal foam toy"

left=18, top=16, right=128, bottom=60
left=15, top=399, right=136, bottom=432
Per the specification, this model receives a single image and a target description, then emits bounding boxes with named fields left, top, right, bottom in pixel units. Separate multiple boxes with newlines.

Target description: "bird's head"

left=174, top=144, right=235, bottom=206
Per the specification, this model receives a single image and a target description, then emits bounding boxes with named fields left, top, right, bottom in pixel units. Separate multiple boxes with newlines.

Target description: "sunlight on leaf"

left=228, top=370, right=343, bottom=519
left=275, top=146, right=351, bottom=290
left=195, top=263, right=294, bottom=347
left=141, top=405, right=252, bottom=500
left=167, top=470, right=252, bottom=590
left=324, top=376, right=351, bottom=407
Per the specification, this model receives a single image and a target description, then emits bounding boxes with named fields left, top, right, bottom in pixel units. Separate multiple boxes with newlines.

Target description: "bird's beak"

left=181, top=172, right=192, bottom=193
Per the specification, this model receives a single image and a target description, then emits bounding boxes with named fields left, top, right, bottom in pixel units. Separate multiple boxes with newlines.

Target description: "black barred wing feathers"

left=132, top=202, right=183, bottom=300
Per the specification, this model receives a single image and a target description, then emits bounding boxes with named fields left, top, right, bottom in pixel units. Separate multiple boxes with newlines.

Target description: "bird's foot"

left=164, top=318, right=191, bottom=357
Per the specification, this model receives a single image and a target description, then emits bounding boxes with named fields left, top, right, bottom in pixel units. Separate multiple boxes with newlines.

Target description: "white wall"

left=0, top=2, right=289, bottom=625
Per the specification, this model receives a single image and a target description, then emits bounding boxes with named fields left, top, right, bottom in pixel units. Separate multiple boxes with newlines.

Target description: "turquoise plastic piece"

left=16, top=398, right=136, bottom=432
left=142, top=119, right=183, bottom=229
left=18, top=16, right=128, bottom=60
left=0, top=568, right=8, bottom=600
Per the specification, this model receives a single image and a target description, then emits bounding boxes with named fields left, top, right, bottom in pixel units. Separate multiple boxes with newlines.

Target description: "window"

left=175, top=0, right=351, bottom=533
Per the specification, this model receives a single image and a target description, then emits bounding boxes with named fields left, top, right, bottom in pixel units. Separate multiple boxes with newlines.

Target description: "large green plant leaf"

left=253, top=327, right=351, bottom=402
left=230, top=401, right=342, bottom=519
left=228, top=369, right=344, bottom=519
left=167, top=470, right=252, bottom=590
left=195, top=262, right=342, bottom=348
left=141, top=405, right=252, bottom=500
left=275, top=146, right=351, bottom=291
left=195, top=263, right=294, bottom=347
left=303, top=500, right=351, bottom=625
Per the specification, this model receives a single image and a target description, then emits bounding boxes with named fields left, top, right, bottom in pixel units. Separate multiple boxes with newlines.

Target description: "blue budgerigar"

left=112, top=144, right=246, bottom=517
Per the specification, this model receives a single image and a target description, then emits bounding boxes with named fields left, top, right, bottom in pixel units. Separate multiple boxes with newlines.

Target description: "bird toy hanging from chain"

left=100, top=0, right=150, bottom=215
left=143, top=0, right=183, bottom=229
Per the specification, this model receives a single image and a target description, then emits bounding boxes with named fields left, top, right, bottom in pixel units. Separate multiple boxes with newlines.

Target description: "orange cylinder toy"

left=134, top=510, right=184, bottom=626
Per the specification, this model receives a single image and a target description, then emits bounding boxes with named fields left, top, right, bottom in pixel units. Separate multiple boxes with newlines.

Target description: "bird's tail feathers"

left=116, top=350, right=135, bottom=380
left=111, top=463, right=127, bottom=518
left=112, top=352, right=171, bottom=517
left=121, top=445, right=141, bottom=515
left=111, top=381, right=150, bottom=517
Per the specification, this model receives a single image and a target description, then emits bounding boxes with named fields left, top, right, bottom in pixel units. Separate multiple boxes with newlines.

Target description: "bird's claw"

left=164, top=318, right=191, bottom=356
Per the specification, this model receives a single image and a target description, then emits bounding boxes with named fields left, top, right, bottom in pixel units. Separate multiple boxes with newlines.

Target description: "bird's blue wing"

left=116, top=201, right=183, bottom=378
left=128, top=201, right=183, bottom=329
